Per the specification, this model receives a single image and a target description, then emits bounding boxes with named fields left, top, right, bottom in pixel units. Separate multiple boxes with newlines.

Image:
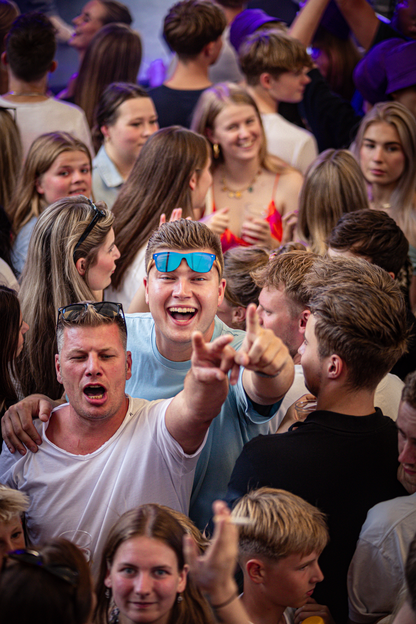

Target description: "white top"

left=348, top=493, right=416, bottom=624
left=261, top=112, right=318, bottom=174
left=0, top=396, right=206, bottom=575
left=0, top=258, right=18, bottom=291
left=106, top=243, right=147, bottom=310
left=270, top=364, right=404, bottom=432
left=0, top=96, right=94, bottom=160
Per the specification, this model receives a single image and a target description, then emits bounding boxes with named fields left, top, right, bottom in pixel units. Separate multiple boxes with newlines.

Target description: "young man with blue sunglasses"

left=2, top=220, right=294, bottom=531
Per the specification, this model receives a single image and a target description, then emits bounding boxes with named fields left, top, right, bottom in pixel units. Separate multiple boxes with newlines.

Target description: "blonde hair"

left=240, top=29, right=313, bottom=86
left=0, top=485, right=29, bottom=523
left=18, top=197, right=114, bottom=399
left=191, top=82, right=285, bottom=174
left=297, top=149, right=369, bottom=255
left=352, top=101, right=416, bottom=239
left=233, top=487, right=328, bottom=562
left=7, top=132, right=91, bottom=235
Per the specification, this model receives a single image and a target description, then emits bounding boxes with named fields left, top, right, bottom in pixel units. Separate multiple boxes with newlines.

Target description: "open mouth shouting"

left=83, top=383, right=107, bottom=403
left=168, top=307, right=197, bottom=322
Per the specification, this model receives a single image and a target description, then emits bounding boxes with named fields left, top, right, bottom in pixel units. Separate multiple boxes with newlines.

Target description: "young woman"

left=0, top=538, right=94, bottom=624
left=94, top=504, right=215, bottom=624
left=297, top=149, right=369, bottom=254
left=107, top=126, right=212, bottom=311
left=18, top=196, right=119, bottom=399
left=8, top=132, right=92, bottom=276
left=92, top=82, right=158, bottom=208
left=351, top=102, right=416, bottom=268
left=0, top=286, right=29, bottom=418
left=191, top=82, right=303, bottom=251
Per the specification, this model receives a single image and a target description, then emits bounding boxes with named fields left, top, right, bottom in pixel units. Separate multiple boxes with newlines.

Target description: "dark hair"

left=95, top=505, right=214, bottom=624
left=73, top=23, right=142, bottom=128
left=0, top=286, right=20, bottom=408
left=92, top=82, right=149, bottom=151
left=0, top=539, right=93, bottom=624
left=163, top=0, right=226, bottom=58
left=402, top=372, right=416, bottom=411
left=101, top=0, right=132, bottom=25
left=0, top=0, right=19, bottom=56
left=111, top=127, right=210, bottom=290
left=328, top=209, right=409, bottom=277
left=6, top=12, right=56, bottom=82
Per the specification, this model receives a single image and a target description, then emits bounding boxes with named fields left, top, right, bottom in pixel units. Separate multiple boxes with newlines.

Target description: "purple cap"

left=385, top=40, right=416, bottom=94
left=229, top=9, right=282, bottom=53
left=353, top=38, right=404, bottom=104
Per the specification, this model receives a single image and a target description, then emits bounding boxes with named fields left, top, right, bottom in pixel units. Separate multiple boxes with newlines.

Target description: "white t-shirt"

left=0, top=396, right=205, bottom=574
left=270, top=365, right=404, bottom=432
left=0, top=96, right=94, bottom=159
left=261, top=112, right=318, bottom=174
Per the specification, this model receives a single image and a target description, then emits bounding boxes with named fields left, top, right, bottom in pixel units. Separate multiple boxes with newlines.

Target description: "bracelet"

left=210, top=592, right=239, bottom=610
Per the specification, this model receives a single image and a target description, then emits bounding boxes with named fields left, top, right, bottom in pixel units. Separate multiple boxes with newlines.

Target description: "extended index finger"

left=245, top=303, right=260, bottom=340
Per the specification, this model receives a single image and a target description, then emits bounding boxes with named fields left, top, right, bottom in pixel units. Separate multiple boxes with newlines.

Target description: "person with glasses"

left=2, top=219, right=294, bottom=535
left=0, top=297, right=258, bottom=575
left=17, top=196, right=119, bottom=400
left=0, top=538, right=94, bottom=624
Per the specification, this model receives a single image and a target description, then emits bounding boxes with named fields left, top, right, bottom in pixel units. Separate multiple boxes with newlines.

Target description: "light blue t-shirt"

left=92, top=145, right=124, bottom=210
left=11, top=215, right=37, bottom=277
left=125, top=313, right=281, bottom=530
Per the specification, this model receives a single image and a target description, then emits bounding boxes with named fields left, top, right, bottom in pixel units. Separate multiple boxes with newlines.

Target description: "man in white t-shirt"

left=239, top=30, right=317, bottom=174
left=0, top=300, right=246, bottom=571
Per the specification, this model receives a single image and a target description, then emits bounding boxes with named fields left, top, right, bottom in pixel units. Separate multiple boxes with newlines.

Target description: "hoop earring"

left=213, top=143, right=220, bottom=159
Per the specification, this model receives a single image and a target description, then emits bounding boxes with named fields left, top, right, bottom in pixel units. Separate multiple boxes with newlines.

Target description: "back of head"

left=232, top=487, right=328, bottom=563
left=328, top=209, right=409, bottom=277
left=74, top=22, right=142, bottom=128
left=163, top=0, right=226, bottom=58
left=0, top=538, right=93, bottom=624
left=101, top=0, right=132, bottom=26
left=8, top=131, right=91, bottom=235
left=19, top=196, right=114, bottom=398
left=297, top=149, right=369, bottom=255
left=0, top=285, right=21, bottom=405
left=252, top=250, right=318, bottom=311
left=402, top=371, right=416, bottom=411
left=223, top=246, right=269, bottom=309
left=305, top=255, right=409, bottom=390
left=145, top=218, right=224, bottom=277
left=0, top=108, right=21, bottom=209
left=0, top=483, right=28, bottom=524
left=112, top=128, right=210, bottom=289
left=239, top=29, right=312, bottom=86
left=6, top=12, right=56, bottom=82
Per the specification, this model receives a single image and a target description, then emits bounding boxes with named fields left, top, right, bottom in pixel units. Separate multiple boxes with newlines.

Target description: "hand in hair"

left=294, top=597, right=335, bottom=624
left=281, top=210, right=298, bottom=245
left=241, top=216, right=274, bottom=247
left=2, top=394, right=63, bottom=455
left=204, top=206, right=230, bottom=237
left=159, top=208, right=183, bottom=226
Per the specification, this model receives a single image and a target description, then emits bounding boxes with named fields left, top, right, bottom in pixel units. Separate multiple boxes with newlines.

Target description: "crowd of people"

left=0, top=0, right=416, bottom=623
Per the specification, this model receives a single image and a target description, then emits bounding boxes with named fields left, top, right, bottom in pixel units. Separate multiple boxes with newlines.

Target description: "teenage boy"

left=226, top=255, right=408, bottom=622
left=0, top=12, right=93, bottom=158
left=233, top=487, right=332, bottom=624
left=149, top=0, right=226, bottom=128
left=0, top=485, right=28, bottom=562
left=239, top=29, right=317, bottom=173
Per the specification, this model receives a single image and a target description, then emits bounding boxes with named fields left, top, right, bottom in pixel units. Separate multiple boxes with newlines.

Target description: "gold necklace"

left=221, top=170, right=261, bottom=199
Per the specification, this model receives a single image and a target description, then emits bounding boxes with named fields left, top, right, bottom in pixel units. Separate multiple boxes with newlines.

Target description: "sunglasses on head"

left=73, top=199, right=106, bottom=263
left=57, top=302, right=126, bottom=330
left=152, top=251, right=217, bottom=273
left=3, top=549, right=79, bottom=586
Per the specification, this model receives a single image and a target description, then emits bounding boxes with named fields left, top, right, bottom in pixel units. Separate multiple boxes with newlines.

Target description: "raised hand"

left=191, top=331, right=240, bottom=386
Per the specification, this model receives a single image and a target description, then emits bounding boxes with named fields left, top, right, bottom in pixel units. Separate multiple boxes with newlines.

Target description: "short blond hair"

left=240, top=29, right=313, bottom=86
left=0, top=485, right=29, bottom=524
left=232, top=487, right=328, bottom=562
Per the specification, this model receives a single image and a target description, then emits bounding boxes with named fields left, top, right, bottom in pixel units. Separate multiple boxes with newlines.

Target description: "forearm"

left=289, top=0, right=332, bottom=47
left=243, top=356, right=294, bottom=405
left=335, top=0, right=379, bottom=50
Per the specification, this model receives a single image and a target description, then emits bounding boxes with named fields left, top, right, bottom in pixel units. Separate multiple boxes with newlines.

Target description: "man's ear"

left=49, top=60, right=57, bottom=74
left=299, top=309, right=310, bottom=334
left=246, top=559, right=266, bottom=584
left=143, top=276, right=149, bottom=305
left=259, top=72, right=273, bottom=90
left=232, top=305, right=247, bottom=326
left=327, top=354, right=343, bottom=380
left=55, top=353, right=62, bottom=384
left=1, top=51, right=8, bottom=67
left=218, top=278, right=226, bottom=305
left=126, top=351, right=132, bottom=381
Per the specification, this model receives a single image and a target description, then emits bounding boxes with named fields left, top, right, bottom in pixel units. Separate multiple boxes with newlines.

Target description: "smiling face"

left=359, top=121, right=406, bottom=189
left=82, top=228, right=120, bottom=292
left=36, top=150, right=92, bottom=205
left=55, top=323, right=131, bottom=425
left=105, top=535, right=187, bottom=624
left=144, top=248, right=225, bottom=361
left=397, top=400, right=416, bottom=489
left=0, top=515, right=25, bottom=563
left=262, top=551, right=324, bottom=609
left=268, top=68, right=311, bottom=104
left=209, top=103, right=263, bottom=163
left=103, top=98, right=159, bottom=170
left=70, top=0, right=107, bottom=52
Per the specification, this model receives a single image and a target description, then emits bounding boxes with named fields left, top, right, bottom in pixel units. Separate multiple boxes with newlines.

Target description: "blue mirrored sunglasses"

left=152, top=251, right=216, bottom=273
